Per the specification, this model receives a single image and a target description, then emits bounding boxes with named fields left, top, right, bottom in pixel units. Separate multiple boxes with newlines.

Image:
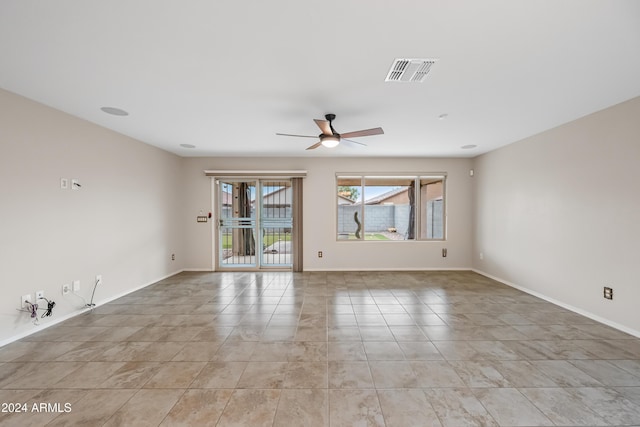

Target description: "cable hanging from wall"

left=86, top=277, right=100, bottom=309
left=40, top=297, right=56, bottom=317
left=17, top=297, right=57, bottom=325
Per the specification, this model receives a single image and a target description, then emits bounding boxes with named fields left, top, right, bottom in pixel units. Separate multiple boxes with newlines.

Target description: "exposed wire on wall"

left=65, top=278, right=99, bottom=310
left=86, top=277, right=100, bottom=309
left=17, top=279, right=95, bottom=325
left=26, top=301, right=38, bottom=318
left=40, top=297, right=56, bottom=317
left=18, top=300, right=40, bottom=325
left=17, top=297, right=57, bottom=324
left=69, top=290, right=89, bottom=307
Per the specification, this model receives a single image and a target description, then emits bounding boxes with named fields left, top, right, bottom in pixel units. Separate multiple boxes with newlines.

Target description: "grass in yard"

left=365, top=233, right=390, bottom=240
left=342, top=233, right=390, bottom=240
left=222, top=233, right=291, bottom=249
left=263, top=233, right=291, bottom=246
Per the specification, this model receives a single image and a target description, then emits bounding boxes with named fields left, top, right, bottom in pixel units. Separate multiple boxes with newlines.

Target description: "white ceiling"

left=1, top=1, right=640, bottom=158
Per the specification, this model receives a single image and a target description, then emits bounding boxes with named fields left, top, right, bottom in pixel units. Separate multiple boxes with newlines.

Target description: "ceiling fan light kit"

left=277, top=113, right=384, bottom=150
left=321, top=135, right=340, bottom=148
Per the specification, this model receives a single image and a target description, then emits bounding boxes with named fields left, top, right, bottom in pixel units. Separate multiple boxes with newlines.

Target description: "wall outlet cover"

left=22, top=294, right=32, bottom=308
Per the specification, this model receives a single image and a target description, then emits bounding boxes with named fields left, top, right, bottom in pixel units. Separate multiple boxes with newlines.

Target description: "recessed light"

left=438, top=113, right=448, bottom=120
left=100, top=107, right=129, bottom=116
left=461, top=144, right=477, bottom=149
left=180, top=144, right=196, bottom=149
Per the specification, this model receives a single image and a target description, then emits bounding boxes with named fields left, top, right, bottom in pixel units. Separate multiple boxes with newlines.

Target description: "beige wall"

left=472, top=96, right=640, bottom=335
left=0, top=89, right=185, bottom=345
left=2, top=84, right=639, bottom=344
left=182, top=157, right=474, bottom=271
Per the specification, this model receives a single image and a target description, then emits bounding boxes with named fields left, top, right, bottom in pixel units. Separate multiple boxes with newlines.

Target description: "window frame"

left=335, top=173, right=447, bottom=242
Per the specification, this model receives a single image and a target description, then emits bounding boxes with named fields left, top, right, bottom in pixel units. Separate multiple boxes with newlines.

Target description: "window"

left=336, top=174, right=446, bottom=241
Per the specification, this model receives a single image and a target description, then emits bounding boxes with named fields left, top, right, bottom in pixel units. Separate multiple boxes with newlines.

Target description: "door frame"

left=205, top=170, right=306, bottom=272
left=213, top=178, right=293, bottom=272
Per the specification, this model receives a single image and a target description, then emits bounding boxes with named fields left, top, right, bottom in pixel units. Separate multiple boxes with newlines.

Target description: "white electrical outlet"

left=60, top=178, right=69, bottom=189
left=62, top=284, right=70, bottom=295
left=71, top=179, right=80, bottom=190
left=22, top=294, right=32, bottom=308
left=73, top=280, right=80, bottom=291
left=36, top=290, right=44, bottom=300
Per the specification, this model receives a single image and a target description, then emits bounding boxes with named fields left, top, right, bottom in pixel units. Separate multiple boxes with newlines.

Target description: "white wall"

left=182, top=156, right=474, bottom=271
left=0, top=89, right=185, bottom=345
left=473, top=96, right=640, bottom=335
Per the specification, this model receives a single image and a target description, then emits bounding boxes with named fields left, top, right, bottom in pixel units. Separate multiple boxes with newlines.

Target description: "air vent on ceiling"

left=385, top=58, right=437, bottom=83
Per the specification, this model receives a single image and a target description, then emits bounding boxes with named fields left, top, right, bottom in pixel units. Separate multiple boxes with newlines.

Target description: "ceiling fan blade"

left=306, top=141, right=323, bottom=150
left=313, top=119, right=333, bottom=135
left=343, top=138, right=367, bottom=147
left=276, top=133, right=318, bottom=138
left=340, top=127, right=384, bottom=138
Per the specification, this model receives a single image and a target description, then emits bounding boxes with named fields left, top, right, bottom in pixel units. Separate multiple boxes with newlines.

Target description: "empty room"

left=1, top=1, right=639, bottom=426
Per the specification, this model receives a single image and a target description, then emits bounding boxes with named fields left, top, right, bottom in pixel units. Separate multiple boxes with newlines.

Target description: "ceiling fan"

left=276, top=113, right=384, bottom=150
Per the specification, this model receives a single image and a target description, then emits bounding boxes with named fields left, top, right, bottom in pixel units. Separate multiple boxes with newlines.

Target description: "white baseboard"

left=173, top=267, right=475, bottom=274
left=303, top=267, right=472, bottom=272
left=88, top=269, right=184, bottom=307
left=0, top=269, right=184, bottom=348
left=0, top=307, right=96, bottom=348
left=472, top=269, right=640, bottom=339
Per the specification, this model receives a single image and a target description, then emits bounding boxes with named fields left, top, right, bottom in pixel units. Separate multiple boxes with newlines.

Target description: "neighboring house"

left=221, top=187, right=293, bottom=214
left=221, top=190, right=233, bottom=207
left=338, top=194, right=356, bottom=205
left=365, top=187, right=410, bottom=205
left=220, top=190, right=234, bottom=219
left=364, top=182, right=443, bottom=206
left=261, top=186, right=292, bottom=208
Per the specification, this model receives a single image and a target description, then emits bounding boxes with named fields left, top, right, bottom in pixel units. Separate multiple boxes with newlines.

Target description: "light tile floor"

left=1, top=271, right=640, bottom=426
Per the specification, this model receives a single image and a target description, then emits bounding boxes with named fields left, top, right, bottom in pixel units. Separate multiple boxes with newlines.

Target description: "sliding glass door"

left=217, top=179, right=292, bottom=270
left=260, top=180, right=293, bottom=268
